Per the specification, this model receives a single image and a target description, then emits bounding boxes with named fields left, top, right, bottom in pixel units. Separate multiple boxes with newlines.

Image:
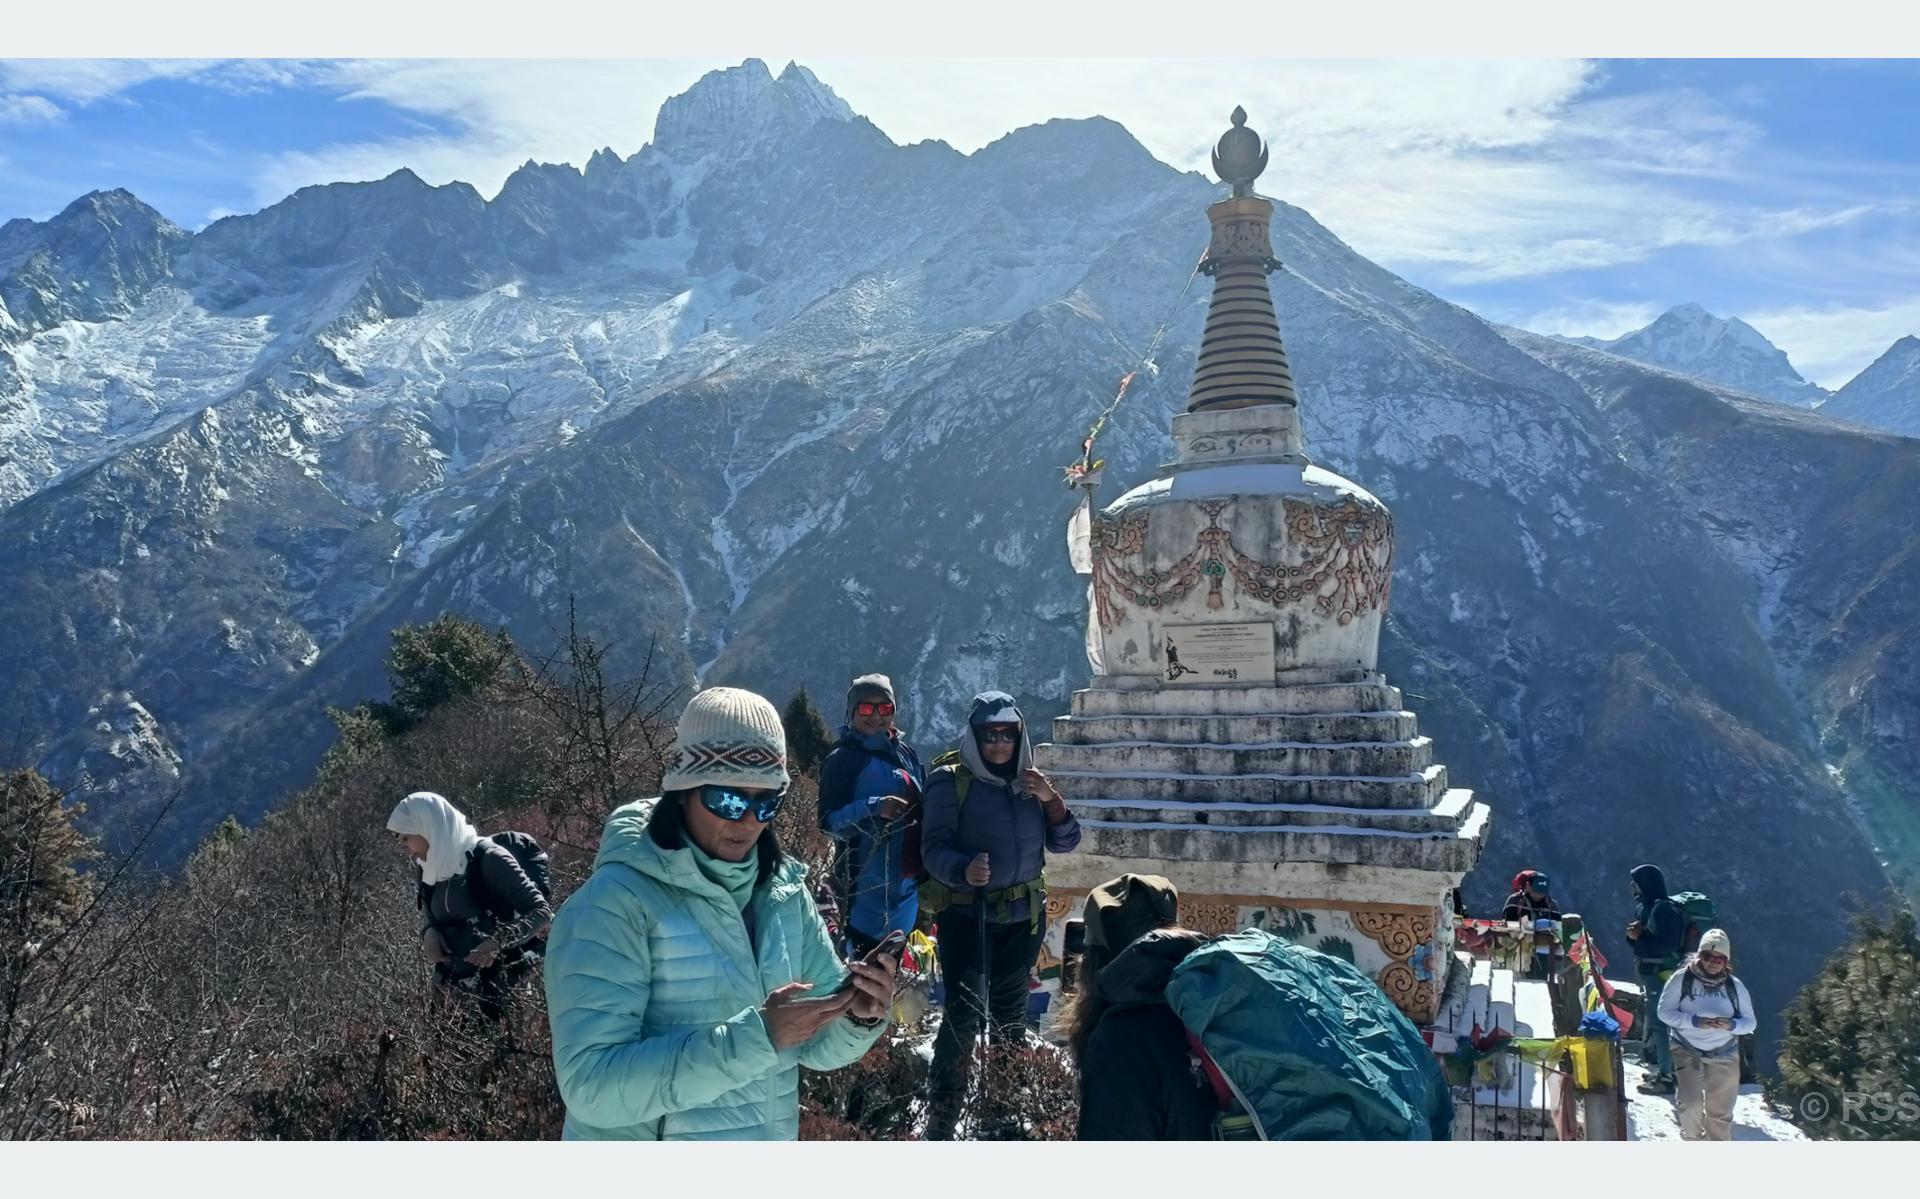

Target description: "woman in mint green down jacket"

left=544, top=687, right=896, bottom=1140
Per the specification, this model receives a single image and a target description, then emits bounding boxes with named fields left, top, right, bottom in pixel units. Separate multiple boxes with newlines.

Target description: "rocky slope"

left=0, top=59, right=1912, bottom=1053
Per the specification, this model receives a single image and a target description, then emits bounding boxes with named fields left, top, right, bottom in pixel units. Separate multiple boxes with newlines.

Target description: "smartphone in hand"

left=836, top=930, right=908, bottom=992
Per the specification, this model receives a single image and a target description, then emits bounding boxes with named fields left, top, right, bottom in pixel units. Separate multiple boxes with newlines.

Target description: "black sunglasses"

left=978, top=727, right=1021, bottom=745
left=697, top=784, right=788, bottom=823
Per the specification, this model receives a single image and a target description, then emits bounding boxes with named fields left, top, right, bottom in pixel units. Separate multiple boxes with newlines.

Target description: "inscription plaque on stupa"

left=1163, top=622, right=1275, bottom=685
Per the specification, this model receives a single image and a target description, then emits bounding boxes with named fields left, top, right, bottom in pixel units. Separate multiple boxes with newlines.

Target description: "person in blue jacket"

left=918, top=690, right=1080, bottom=1139
left=543, top=687, right=896, bottom=1140
left=818, top=673, right=926, bottom=958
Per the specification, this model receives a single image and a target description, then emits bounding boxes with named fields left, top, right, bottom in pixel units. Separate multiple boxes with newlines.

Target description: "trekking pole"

left=976, top=885, right=991, bottom=1137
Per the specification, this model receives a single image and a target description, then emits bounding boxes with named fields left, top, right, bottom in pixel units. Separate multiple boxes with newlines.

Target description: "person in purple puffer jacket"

left=918, top=690, right=1080, bottom=1139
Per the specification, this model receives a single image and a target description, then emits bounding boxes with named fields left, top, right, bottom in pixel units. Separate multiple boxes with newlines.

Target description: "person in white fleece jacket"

left=1657, top=928, right=1755, bottom=1141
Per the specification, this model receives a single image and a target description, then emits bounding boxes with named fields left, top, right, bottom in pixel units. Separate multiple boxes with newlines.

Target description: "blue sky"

left=2, top=58, right=1916, bottom=387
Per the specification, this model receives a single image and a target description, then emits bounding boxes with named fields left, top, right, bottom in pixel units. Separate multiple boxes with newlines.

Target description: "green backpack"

left=1670, top=890, right=1717, bottom=954
left=915, top=751, right=972, bottom=916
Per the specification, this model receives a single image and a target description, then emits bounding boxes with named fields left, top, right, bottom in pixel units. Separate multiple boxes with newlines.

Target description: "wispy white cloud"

left=0, top=93, right=62, bottom=125
left=0, top=59, right=217, bottom=104
left=246, top=58, right=748, bottom=204
left=1509, top=299, right=1667, bottom=341
left=1746, top=300, right=1920, bottom=389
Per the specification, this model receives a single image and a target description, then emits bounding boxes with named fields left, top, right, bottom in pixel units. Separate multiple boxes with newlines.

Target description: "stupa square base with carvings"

left=1034, top=670, right=1487, bottom=1023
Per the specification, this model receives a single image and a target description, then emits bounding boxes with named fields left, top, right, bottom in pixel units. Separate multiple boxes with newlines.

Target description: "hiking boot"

left=1636, top=1073, right=1676, bottom=1096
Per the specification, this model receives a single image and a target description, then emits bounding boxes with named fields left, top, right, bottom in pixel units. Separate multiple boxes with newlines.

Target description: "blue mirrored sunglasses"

left=698, top=783, right=787, bottom=823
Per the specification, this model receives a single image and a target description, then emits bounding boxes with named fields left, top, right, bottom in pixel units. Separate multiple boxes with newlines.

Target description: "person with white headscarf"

left=388, top=791, right=552, bottom=1016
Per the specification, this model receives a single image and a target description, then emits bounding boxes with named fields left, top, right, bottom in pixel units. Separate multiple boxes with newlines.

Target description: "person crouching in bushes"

left=543, top=686, right=897, bottom=1140
left=1658, top=928, right=1755, bottom=1141
left=918, top=690, right=1081, bottom=1140
left=388, top=791, right=551, bottom=1021
left=1061, top=873, right=1218, bottom=1140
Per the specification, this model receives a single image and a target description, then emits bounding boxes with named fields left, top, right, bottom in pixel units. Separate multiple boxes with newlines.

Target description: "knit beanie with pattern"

left=660, top=687, right=790, bottom=793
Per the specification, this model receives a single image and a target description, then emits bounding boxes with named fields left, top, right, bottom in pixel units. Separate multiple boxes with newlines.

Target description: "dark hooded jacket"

left=1629, top=863, right=1685, bottom=972
left=1077, top=930, right=1218, bottom=1141
left=919, top=691, right=1080, bottom=924
left=1502, top=869, right=1561, bottom=923
left=418, top=839, right=552, bottom=975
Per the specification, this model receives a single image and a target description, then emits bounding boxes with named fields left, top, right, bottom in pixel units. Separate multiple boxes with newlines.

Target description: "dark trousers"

left=930, top=911, right=1044, bottom=1098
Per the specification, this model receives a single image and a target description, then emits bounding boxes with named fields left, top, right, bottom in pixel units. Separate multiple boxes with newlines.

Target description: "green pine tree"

left=0, top=768, right=97, bottom=946
left=783, top=688, right=835, bottom=779
left=1773, top=904, right=1920, bottom=1140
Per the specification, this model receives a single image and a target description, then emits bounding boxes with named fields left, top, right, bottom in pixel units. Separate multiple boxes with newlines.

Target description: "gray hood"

left=957, top=690, right=1031, bottom=784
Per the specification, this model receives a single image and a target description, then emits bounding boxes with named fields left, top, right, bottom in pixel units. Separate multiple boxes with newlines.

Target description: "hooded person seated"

left=1062, top=873, right=1217, bottom=1141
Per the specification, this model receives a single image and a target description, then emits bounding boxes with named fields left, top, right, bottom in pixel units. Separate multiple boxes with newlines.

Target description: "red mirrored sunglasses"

left=853, top=701, right=896, bottom=717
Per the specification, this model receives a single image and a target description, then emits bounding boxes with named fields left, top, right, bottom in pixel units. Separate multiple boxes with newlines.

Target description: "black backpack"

left=465, top=831, right=553, bottom=921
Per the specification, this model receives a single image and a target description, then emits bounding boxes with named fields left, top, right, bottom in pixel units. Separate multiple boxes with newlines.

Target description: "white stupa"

left=1035, top=107, right=1490, bottom=1024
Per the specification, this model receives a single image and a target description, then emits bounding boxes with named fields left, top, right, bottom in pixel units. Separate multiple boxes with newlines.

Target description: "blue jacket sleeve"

left=1045, top=805, right=1082, bottom=854
left=544, top=874, right=780, bottom=1130
left=819, top=749, right=869, bottom=842
left=825, top=794, right=878, bottom=838
left=918, top=771, right=971, bottom=889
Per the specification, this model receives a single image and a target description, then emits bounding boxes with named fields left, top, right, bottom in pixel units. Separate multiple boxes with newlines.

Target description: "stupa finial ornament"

left=1210, top=105, right=1268, bottom=197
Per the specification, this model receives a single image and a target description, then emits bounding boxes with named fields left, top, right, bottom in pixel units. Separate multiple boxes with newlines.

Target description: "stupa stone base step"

left=1051, top=710, right=1417, bottom=746
left=1039, top=735, right=1432, bottom=778
left=1070, top=800, right=1489, bottom=874
left=1070, top=680, right=1402, bottom=717
left=1068, top=787, right=1474, bottom=832
left=1043, top=762, right=1449, bottom=809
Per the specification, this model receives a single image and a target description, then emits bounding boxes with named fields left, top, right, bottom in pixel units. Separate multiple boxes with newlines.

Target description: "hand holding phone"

left=837, top=930, right=905, bottom=1022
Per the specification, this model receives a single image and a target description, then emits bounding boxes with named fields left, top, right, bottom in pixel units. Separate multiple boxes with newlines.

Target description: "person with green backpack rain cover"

left=1061, top=872, right=1451, bottom=1140
left=917, top=690, right=1081, bottom=1140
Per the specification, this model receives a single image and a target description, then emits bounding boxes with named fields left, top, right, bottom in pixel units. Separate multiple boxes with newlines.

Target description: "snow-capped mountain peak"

left=650, top=58, right=857, bottom=162
left=0, top=188, right=189, bottom=342
left=1819, top=333, right=1920, bottom=437
left=1565, top=302, right=1829, bottom=407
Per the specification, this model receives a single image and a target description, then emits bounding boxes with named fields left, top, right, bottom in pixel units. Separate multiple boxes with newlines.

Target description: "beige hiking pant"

left=1672, top=1039, right=1740, bottom=1140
